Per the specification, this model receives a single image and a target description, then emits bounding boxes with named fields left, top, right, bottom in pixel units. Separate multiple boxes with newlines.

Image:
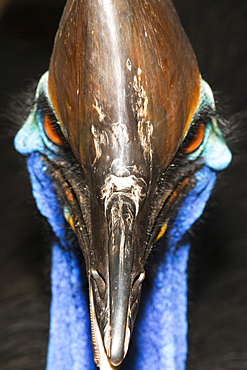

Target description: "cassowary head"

left=15, top=0, right=231, bottom=369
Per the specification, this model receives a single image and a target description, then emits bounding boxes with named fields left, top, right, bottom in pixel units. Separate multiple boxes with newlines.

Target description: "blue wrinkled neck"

left=13, top=70, right=231, bottom=369
left=128, top=241, right=190, bottom=370
left=47, top=244, right=95, bottom=370
left=25, top=152, right=216, bottom=370
left=48, top=236, right=190, bottom=370
left=27, top=153, right=216, bottom=370
left=128, top=166, right=216, bottom=370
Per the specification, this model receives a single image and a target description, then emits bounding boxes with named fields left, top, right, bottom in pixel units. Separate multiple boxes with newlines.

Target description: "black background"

left=0, top=0, right=246, bottom=368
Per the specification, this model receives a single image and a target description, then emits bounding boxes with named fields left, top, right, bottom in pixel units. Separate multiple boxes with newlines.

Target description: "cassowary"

left=13, top=0, right=232, bottom=368
left=2, top=0, right=246, bottom=369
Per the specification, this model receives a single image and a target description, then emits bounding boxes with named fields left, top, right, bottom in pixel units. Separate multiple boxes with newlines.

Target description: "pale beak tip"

left=109, top=345, right=124, bottom=367
left=107, top=326, right=131, bottom=367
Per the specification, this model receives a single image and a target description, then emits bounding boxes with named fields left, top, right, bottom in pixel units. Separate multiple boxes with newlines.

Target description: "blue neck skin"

left=14, top=71, right=231, bottom=370
left=26, top=152, right=216, bottom=370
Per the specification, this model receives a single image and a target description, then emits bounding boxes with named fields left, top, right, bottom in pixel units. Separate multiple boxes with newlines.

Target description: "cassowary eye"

left=43, top=113, right=66, bottom=146
left=38, top=95, right=67, bottom=146
left=182, top=119, right=205, bottom=154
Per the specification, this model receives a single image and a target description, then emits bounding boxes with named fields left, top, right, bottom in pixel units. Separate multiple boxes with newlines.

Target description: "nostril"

left=91, top=269, right=106, bottom=301
left=132, top=271, right=145, bottom=288
left=130, top=271, right=145, bottom=307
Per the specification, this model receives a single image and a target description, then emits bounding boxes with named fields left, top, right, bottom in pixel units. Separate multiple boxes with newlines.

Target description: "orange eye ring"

left=182, top=120, right=205, bottom=154
left=43, top=114, right=65, bottom=146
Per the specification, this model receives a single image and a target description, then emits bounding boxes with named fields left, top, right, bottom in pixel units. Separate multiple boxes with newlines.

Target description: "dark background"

left=0, top=0, right=246, bottom=369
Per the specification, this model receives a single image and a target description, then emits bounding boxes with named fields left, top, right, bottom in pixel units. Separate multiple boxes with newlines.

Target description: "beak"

left=89, top=194, right=146, bottom=368
left=107, top=197, right=134, bottom=365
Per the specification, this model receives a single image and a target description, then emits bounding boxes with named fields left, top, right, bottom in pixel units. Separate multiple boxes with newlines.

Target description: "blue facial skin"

left=14, top=72, right=231, bottom=370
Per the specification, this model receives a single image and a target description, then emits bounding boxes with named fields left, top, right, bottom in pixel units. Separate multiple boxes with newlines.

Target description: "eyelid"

left=43, top=113, right=66, bottom=146
left=37, top=95, right=66, bottom=147
left=182, top=120, right=205, bottom=154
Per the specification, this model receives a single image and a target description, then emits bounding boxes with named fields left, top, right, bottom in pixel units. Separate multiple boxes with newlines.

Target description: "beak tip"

left=107, top=332, right=125, bottom=366
left=109, top=347, right=124, bottom=367
left=108, top=326, right=131, bottom=367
